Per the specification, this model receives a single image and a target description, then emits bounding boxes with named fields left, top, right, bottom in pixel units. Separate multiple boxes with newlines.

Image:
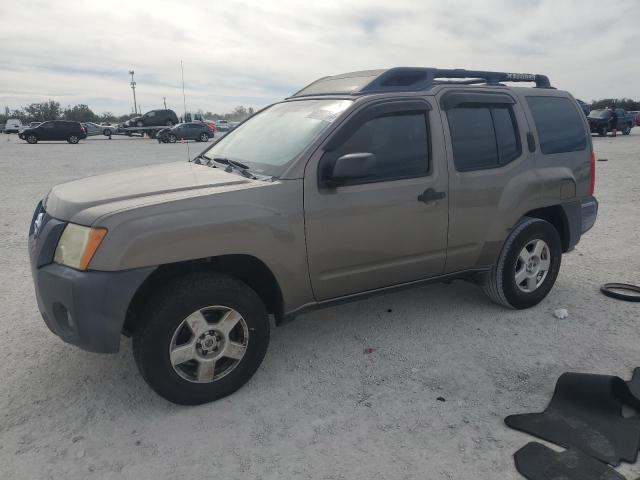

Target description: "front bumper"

left=28, top=203, right=155, bottom=353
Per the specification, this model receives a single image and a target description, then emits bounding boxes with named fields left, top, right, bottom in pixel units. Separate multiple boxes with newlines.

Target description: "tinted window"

left=493, top=108, right=520, bottom=164
left=447, top=106, right=521, bottom=171
left=447, top=107, right=498, bottom=171
left=337, top=112, right=429, bottom=182
left=526, top=96, right=587, bottom=154
left=41, top=122, right=54, bottom=129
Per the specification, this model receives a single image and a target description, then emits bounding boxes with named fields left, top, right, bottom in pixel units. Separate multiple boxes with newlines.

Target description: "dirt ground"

left=1, top=131, right=639, bottom=479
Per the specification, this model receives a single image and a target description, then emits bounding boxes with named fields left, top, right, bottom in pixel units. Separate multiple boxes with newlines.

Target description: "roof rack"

left=290, top=67, right=552, bottom=98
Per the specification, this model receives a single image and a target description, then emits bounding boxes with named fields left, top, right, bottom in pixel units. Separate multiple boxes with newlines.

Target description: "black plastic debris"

left=505, top=373, right=640, bottom=466
left=514, top=442, right=625, bottom=480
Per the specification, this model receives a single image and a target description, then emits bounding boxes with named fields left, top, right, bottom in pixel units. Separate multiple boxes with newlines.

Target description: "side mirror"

left=324, top=152, right=376, bottom=187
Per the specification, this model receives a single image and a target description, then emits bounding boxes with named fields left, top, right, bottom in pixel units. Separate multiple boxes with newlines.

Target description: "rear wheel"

left=484, top=217, right=562, bottom=309
left=622, top=124, right=631, bottom=135
left=103, top=129, right=112, bottom=136
left=132, top=272, right=270, bottom=405
left=168, top=134, right=177, bottom=143
left=26, top=134, right=38, bottom=144
left=598, top=125, right=608, bottom=137
left=67, top=134, right=79, bottom=144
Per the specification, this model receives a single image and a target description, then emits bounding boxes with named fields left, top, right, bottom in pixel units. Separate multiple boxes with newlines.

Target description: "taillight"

left=590, top=151, right=595, bottom=195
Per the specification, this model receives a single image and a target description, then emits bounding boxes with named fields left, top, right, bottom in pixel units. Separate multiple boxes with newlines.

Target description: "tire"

left=67, top=134, right=79, bottom=144
left=622, top=124, right=631, bottom=135
left=484, top=217, right=562, bottom=309
left=132, top=272, right=270, bottom=405
left=199, top=132, right=209, bottom=142
left=26, top=134, right=38, bottom=144
left=148, top=130, right=157, bottom=139
left=598, top=125, right=607, bottom=137
left=167, top=134, right=177, bottom=143
left=103, top=129, right=112, bottom=136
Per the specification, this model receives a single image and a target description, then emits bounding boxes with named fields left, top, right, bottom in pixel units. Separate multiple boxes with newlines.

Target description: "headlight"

left=54, top=223, right=107, bottom=270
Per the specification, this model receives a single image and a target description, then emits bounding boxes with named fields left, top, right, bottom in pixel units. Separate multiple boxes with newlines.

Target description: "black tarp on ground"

left=505, top=373, right=640, bottom=466
left=514, top=442, right=625, bottom=480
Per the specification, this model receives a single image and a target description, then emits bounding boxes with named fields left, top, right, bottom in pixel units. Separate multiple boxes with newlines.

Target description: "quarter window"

left=526, top=96, right=587, bottom=154
left=447, top=105, right=521, bottom=171
left=334, top=112, right=430, bottom=182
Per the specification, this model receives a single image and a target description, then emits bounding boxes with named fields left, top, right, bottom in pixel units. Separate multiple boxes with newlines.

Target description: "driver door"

left=303, top=99, right=449, bottom=301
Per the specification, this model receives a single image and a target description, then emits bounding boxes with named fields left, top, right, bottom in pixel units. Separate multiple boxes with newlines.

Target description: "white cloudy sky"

left=1, top=0, right=638, bottom=115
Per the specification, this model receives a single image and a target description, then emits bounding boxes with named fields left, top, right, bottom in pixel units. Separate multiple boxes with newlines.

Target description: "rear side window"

left=447, top=105, right=521, bottom=171
left=526, top=96, right=587, bottom=154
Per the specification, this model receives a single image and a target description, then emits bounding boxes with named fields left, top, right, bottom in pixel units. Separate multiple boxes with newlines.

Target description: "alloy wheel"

left=169, top=306, right=249, bottom=383
left=515, top=239, right=550, bottom=293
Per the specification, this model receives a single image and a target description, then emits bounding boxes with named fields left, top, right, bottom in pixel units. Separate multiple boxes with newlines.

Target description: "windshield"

left=588, top=110, right=610, bottom=119
left=202, top=99, right=353, bottom=176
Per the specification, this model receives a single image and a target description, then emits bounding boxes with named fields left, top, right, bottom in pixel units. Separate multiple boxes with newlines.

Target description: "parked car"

left=4, top=118, right=23, bottom=133
left=184, top=112, right=217, bottom=133
left=157, top=122, right=214, bottom=143
left=629, top=111, right=640, bottom=127
left=19, top=120, right=87, bottom=144
left=28, top=67, right=597, bottom=405
left=215, top=119, right=230, bottom=131
left=575, top=99, right=590, bottom=116
left=125, top=109, right=179, bottom=128
left=587, top=108, right=635, bottom=136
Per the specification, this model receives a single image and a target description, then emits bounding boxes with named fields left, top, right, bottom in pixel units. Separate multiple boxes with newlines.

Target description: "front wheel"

left=484, top=217, right=562, bottom=309
left=167, top=134, right=177, bottom=143
left=132, top=272, right=270, bottom=405
left=199, top=132, right=209, bottom=142
left=26, top=134, right=38, bottom=144
left=103, top=129, right=112, bottom=136
left=67, top=135, right=79, bottom=144
left=598, top=125, right=608, bottom=137
left=622, top=124, right=631, bottom=135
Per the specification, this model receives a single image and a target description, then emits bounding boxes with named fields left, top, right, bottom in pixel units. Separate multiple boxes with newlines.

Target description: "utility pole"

left=129, top=70, right=137, bottom=115
left=163, top=97, right=167, bottom=109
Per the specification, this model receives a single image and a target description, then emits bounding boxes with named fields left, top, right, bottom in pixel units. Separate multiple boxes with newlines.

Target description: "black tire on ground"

left=598, top=125, right=608, bottom=137
left=199, top=132, right=209, bottom=142
left=67, top=135, right=79, bottom=144
left=168, top=134, right=177, bottom=143
left=104, top=129, right=112, bottom=136
left=126, top=132, right=132, bottom=137
left=132, top=272, right=270, bottom=405
left=484, top=217, right=562, bottom=309
left=148, top=130, right=157, bottom=139
left=622, top=124, right=631, bottom=135
left=26, top=134, right=38, bottom=144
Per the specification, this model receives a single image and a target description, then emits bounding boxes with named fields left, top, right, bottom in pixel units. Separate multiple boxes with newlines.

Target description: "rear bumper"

left=580, top=196, right=598, bottom=234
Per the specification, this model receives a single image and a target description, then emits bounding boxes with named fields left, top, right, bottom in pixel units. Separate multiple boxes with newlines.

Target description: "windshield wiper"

left=211, top=157, right=257, bottom=179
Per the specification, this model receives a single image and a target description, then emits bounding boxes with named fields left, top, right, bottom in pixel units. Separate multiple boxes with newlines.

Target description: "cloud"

left=0, top=0, right=638, bottom=115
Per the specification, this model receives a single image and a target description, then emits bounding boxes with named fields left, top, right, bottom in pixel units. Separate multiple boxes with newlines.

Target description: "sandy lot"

left=1, top=131, right=639, bottom=479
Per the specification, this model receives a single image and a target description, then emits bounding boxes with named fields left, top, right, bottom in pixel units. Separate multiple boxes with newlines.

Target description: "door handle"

left=417, top=188, right=446, bottom=204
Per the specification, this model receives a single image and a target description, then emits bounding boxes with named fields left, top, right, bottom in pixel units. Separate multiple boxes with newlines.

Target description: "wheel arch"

left=523, top=204, right=572, bottom=252
left=123, top=254, right=285, bottom=336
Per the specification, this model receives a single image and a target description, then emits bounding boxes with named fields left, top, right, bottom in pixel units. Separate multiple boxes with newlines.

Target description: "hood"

left=44, top=161, right=255, bottom=224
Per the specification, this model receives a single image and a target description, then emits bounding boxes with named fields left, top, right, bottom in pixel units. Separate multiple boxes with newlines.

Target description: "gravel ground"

left=1, top=131, right=639, bottom=480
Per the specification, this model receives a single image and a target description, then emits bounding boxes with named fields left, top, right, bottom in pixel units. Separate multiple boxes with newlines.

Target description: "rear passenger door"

left=304, top=99, right=449, bottom=300
left=439, top=91, right=533, bottom=273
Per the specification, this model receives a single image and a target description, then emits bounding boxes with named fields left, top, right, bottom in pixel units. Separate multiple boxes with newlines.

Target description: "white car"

left=82, top=122, right=116, bottom=136
left=4, top=118, right=23, bottom=133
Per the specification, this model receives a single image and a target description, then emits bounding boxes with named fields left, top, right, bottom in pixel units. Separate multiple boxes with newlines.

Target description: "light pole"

left=129, top=70, right=137, bottom=115
left=163, top=97, right=167, bottom=109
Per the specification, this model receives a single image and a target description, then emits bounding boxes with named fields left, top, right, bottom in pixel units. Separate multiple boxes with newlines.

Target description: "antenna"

left=180, top=60, right=190, bottom=161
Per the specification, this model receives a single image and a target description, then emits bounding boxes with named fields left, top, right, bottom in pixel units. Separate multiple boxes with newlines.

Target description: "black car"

left=126, top=109, right=179, bottom=128
left=19, top=121, right=87, bottom=144
left=157, top=123, right=214, bottom=143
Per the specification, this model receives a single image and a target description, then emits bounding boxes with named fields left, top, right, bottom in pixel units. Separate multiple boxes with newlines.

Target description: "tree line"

left=1, top=101, right=256, bottom=124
